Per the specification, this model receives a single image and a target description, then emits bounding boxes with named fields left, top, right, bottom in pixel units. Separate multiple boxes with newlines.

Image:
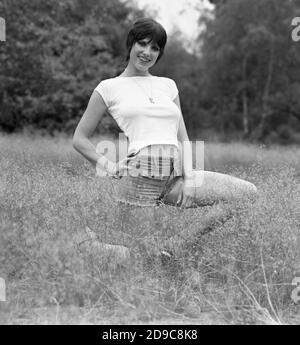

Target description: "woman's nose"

left=142, top=45, right=151, bottom=55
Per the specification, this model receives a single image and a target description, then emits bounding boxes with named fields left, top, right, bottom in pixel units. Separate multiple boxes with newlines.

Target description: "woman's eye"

left=137, top=41, right=159, bottom=51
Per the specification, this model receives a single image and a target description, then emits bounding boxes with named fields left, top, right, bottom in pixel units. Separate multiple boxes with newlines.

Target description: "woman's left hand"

left=176, top=176, right=196, bottom=208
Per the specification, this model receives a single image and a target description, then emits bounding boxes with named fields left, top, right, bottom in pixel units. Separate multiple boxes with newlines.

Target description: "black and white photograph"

left=0, top=0, right=300, bottom=326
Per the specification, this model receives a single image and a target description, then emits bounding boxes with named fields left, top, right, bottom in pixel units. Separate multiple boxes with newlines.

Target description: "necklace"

left=131, top=77, right=155, bottom=104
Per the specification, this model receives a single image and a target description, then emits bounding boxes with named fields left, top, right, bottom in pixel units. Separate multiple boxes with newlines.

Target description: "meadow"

left=0, top=133, right=299, bottom=324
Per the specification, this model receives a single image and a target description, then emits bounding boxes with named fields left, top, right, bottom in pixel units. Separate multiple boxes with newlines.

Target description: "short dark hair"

left=125, top=18, right=167, bottom=64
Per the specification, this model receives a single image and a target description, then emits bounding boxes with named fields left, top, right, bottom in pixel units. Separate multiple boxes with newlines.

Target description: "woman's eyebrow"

left=141, top=38, right=151, bottom=43
left=150, top=41, right=159, bottom=48
left=139, top=38, right=159, bottom=48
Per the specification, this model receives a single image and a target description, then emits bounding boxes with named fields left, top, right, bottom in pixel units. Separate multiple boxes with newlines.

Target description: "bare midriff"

left=138, top=144, right=178, bottom=159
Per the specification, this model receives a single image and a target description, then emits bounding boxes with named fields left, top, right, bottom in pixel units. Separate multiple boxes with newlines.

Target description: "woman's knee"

left=243, top=181, right=258, bottom=201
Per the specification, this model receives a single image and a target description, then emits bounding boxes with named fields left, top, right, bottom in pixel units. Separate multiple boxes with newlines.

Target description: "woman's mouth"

left=138, top=56, right=151, bottom=63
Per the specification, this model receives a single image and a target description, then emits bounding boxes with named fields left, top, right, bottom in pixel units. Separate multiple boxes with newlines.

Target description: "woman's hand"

left=96, top=155, right=135, bottom=179
left=113, top=157, right=133, bottom=178
left=96, top=156, right=118, bottom=178
left=176, top=174, right=196, bottom=208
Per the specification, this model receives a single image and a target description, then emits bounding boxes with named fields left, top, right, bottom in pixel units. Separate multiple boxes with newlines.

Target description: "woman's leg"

left=162, top=170, right=258, bottom=207
left=193, top=170, right=258, bottom=205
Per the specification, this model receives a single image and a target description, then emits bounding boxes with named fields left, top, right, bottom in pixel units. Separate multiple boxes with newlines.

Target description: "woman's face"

left=128, top=37, right=160, bottom=72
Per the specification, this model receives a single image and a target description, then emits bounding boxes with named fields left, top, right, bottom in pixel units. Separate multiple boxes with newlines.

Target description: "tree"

left=198, top=0, right=300, bottom=141
left=0, top=0, right=144, bottom=133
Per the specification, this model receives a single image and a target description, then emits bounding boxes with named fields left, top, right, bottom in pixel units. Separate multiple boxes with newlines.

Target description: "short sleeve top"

left=94, top=75, right=181, bottom=154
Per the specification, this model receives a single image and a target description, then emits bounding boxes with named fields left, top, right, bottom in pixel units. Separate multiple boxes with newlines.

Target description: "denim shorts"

left=111, top=145, right=183, bottom=207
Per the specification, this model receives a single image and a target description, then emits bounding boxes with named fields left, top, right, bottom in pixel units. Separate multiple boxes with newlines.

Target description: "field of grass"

left=0, top=133, right=300, bottom=324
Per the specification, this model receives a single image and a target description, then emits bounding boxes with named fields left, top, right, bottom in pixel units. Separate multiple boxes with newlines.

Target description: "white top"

left=94, top=76, right=181, bottom=154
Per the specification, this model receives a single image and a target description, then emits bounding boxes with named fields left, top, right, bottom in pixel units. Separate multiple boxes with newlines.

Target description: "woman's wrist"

left=96, top=156, right=116, bottom=176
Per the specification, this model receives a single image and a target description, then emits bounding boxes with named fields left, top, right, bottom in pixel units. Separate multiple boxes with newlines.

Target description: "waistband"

left=125, top=144, right=182, bottom=179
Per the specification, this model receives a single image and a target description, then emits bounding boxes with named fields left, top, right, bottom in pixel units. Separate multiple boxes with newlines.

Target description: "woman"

left=72, top=18, right=257, bottom=210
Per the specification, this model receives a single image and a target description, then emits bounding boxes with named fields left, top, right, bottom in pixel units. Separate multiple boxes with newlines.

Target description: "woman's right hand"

left=96, top=155, right=136, bottom=179
left=96, top=156, right=117, bottom=177
left=114, top=156, right=136, bottom=178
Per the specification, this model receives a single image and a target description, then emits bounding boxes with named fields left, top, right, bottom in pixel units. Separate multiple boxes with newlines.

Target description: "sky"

left=131, top=0, right=213, bottom=43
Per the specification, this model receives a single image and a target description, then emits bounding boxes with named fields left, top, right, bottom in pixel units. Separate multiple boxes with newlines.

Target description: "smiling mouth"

left=138, top=56, right=151, bottom=63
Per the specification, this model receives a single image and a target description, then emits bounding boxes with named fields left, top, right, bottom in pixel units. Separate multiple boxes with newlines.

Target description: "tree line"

left=1, top=0, right=300, bottom=144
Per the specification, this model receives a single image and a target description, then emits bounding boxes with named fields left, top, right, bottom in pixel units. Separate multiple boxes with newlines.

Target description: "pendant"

left=149, top=97, right=155, bottom=104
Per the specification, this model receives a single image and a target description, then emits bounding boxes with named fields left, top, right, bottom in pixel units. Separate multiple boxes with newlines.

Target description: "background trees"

left=1, top=0, right=300, bottom=143
left=0, top=0, right=143, bottom=134
left=198, top=0, right=300, bottom=143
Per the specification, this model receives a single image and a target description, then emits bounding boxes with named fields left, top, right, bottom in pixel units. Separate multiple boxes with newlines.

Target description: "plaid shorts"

left=112, top=145, right=182, bottom=207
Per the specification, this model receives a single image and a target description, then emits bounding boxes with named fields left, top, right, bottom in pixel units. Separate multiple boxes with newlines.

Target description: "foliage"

left=1, top=0, right=300, bottom=143
left=0, top=0, right=144, bottom=134
left=201, top=0, right=300, bottom=141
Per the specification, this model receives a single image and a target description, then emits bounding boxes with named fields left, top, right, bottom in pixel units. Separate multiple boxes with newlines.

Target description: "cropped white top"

left=94, top=75, right=181, bottom=155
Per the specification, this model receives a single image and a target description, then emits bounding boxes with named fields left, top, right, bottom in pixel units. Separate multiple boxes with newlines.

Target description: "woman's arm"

left=173, top=95, right=193, bottom=178
left=173, top=94, right=196, bottom=207
left=72, top=90, right=108, bottom=168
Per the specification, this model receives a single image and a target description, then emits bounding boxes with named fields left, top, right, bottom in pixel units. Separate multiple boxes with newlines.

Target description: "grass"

left=0, top=133, right=300, bottom=324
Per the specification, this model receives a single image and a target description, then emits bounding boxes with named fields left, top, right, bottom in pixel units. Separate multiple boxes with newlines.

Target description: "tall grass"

left=0, top=133, right=299, bottom=324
